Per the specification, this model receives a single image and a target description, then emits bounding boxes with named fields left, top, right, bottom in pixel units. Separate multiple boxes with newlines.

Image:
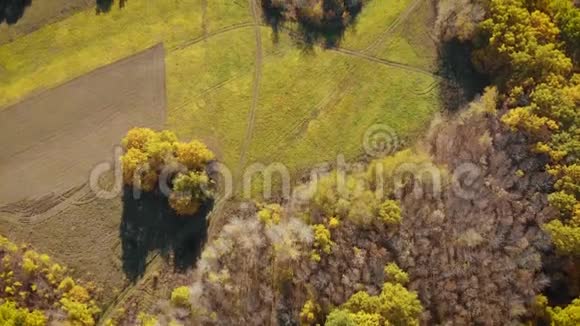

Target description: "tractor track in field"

left=263, top=0, right=438, bottom=159
left=166, top=2, right=438, bottom=174
left=97, top=254, right=162, bottom=326
left=331, top=47, right=440, bottom=79
left=363, top=0, right=425, bottom=54
left=0, top=185, right=90, bottom=225
left=201, top=0, right=209, bottom=39
left=238, top=0, right=263, bottom=174
left=171, top=22, right=255, bottom=51
left=0, top=44, right=165, bottom=225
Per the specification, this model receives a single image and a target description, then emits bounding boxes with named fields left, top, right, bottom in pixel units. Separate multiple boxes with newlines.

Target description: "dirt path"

left=332, top=47, right=440, bottom=78
left=172, top=22, right=255, bottom=51
left=97, top=253, right=162, bottom=326
left=238, top=0, right=263, bottom=174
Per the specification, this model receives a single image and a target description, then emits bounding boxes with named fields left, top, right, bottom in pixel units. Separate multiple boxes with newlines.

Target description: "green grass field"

left=0, top=0, right=441, bottom=311
left=164, top=0, right=440, bottom=190
left=0, top=0, right=250, bottom=108
left=0, top=0, right=92, bottom=45
left=0, top=0, right=439, bottom=182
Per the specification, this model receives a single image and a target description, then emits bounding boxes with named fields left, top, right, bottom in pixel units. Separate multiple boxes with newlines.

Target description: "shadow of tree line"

left=0, top=0, right=31, bottom=25
left=96, top=0, right=127, bottom=14
left=261, top=0, right=363, bottom=49
left=120, top=187, right=211, bottom=282
left=0, top=0, right=129, bottom=26
left=436, top=38, right=490, bottom=111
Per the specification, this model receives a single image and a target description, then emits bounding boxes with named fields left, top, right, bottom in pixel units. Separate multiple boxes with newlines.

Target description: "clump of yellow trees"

left=0, top=236, right=100, bottom=325
left=120, top=127, right=215, bottom=215
left=323, top=263, right=422, bottom=326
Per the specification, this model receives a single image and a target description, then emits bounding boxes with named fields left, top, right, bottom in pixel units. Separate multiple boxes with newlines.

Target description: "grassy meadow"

left=0, top=0, right=251, bottom=108
left=0, top=0, right=92, bottom=45
left=165, top=0, right=440, bottom=188
left=0, top=0, right=439, bottom=182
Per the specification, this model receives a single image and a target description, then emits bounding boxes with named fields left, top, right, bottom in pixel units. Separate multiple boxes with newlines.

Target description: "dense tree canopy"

left=472, top=0, right=580, bottom=321
left=474, top=0, right=579, bottom=256
left=325, top=280, right=423, bottom=326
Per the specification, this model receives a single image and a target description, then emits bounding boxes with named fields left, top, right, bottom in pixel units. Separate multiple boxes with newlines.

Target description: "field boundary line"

left=237, top=0, right=263, bottom=175
left=0, top=43, right=165, bottom=111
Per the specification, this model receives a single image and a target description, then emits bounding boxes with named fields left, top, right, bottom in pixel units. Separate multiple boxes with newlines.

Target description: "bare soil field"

left=0, top=44, right=166, bottom=305
left=0, top=0, right=93, bottom=45
left=0, top=44, right=165, bottom=217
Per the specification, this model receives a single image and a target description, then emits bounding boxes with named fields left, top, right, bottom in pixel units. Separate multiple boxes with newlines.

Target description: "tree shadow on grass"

left=0, top=0, right=32, bottom=25
left=261, top=0, right=363, bottom=49
left=437, top=38, right=490, bottom=111
left=120, top=187, right=211, bottom=282
left=96, top=0, right=127, bottom=14
left=0, top=0, right=125, bottom=24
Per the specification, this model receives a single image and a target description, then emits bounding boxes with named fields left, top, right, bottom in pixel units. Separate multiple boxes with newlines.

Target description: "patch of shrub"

left=0, top=236, right=100, bottom=325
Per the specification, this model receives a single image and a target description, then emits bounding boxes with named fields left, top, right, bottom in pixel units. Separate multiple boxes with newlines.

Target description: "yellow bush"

left=309, top=223, right=333, bottom=261
left=257, top=204, right=283, bottom=225
left=544, top=220, right=580, bottom=255
left=299, top=299, right=320, bottom=326
left=175, top=140, right=215, bottom=170
left=168, top=193, right=201, bottom=216
left=547, top=297, right=580, bottom=325
left=384, top=263, right=409, bottom=285
left=121, top=148, right=157, bottom=191
left=328, top=216, right=340, bottom=229
left=0, top=236, right=99, bottom=325
left=335, top=282, right=423, bottom=326
left=137, top=312, right=158, bottom=326
left=312, top=224, right=333, bottom=255
left=0, top=301, right=47, bottom=326
left=378, top=200, right=402, bottom=225
left=121, top=128, right=156, bottom=152
left=66, top=285, right=91, bottom=303
left=502, top=107, right=559, bottom=134
left=59, top=297, right=100, bottom=326
left=170, top=286, right=190, bottom=307
left=169, top=171, right=212, bottom=216
left=58, top=277, right=76, bottom=292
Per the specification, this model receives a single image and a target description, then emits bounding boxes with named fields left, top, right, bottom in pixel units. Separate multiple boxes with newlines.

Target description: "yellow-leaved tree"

left=325, top=266, right=423, bottom=326
left=120, top=127, right=215, bottom=216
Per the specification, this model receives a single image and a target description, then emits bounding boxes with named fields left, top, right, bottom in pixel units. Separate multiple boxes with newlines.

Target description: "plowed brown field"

left=0, top=44, right=165, bottom=217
